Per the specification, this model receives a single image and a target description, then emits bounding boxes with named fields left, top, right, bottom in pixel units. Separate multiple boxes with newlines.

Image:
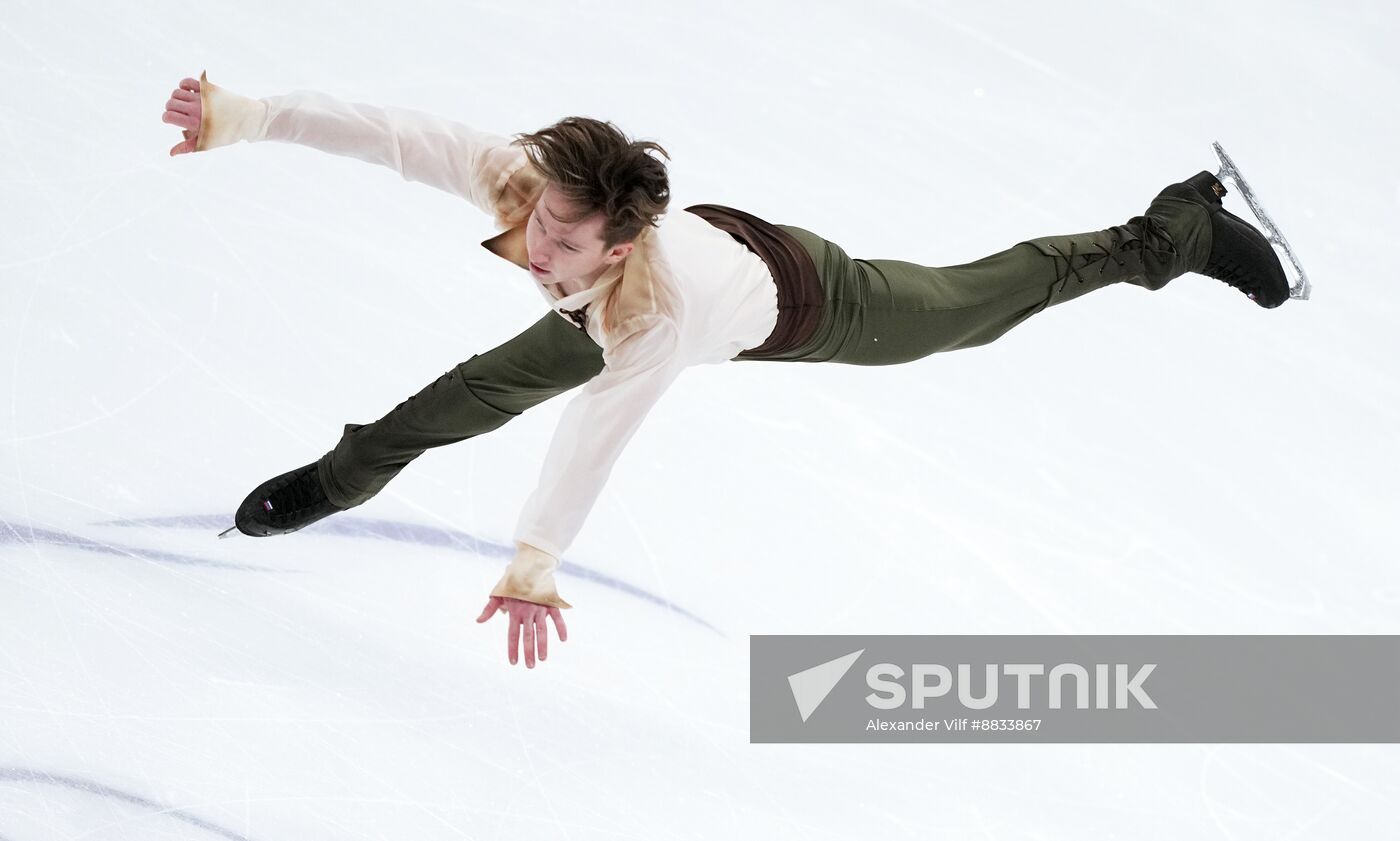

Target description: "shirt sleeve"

left=194, top=73, right=528, bottom=218
left=512, top=317, right=686, bottom=561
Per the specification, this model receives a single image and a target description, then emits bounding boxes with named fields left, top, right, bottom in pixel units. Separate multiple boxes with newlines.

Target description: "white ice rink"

left=3, top=1, right=1399, bottom=837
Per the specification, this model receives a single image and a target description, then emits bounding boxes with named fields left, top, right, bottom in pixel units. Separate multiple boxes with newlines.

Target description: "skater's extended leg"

left=766, top=186, right=1211, bottom=367
left=233, top=312, right=604, bottom=536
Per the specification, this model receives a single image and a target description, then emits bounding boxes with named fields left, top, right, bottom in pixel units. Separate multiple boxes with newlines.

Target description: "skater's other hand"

left=475, top=595, right=567, bottom=668
left=163, top=77, right=202, bottom=156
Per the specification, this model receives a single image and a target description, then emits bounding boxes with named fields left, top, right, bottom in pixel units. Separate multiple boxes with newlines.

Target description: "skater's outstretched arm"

left=516, top=320, right=684, bottom=557
left=480, top=318, right=685, bottom=623
left=162, top=72, right=531, bottom=221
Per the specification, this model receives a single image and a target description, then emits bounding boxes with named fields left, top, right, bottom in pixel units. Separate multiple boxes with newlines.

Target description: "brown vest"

left=684, top=204, right=824, bottom=359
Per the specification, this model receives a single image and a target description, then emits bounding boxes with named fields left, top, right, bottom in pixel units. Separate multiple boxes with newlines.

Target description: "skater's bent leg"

left=317, top=313, right=605, bottom=509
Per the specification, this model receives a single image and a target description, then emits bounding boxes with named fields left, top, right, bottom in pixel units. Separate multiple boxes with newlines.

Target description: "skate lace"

left=1203, top=253, right=1260, bottom=297
left=270, top=466, right=325, bottom=518
left=1045, top=215, right=1178, bottom=295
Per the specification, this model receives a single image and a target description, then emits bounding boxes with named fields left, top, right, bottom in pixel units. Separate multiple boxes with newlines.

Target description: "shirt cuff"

left=195, top=70, right=269, bottom=152
left=489, top=542, right=573, bottom=609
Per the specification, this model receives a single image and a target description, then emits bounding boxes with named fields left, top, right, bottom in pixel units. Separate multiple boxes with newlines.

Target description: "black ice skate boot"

left=1157, top=171, right=1290, bottom=308
left=234, top=461, right=344, bottom=537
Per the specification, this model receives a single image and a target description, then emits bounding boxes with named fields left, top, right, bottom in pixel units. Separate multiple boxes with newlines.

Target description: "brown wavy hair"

left=512, top=117, right=671, bottom=250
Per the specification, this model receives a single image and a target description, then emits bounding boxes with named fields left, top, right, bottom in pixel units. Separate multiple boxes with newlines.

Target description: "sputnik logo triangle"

left=787, top=649, right=864, bottom=723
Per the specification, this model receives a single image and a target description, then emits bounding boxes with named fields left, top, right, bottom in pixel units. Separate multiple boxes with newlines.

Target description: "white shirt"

left=200, top=82, right=780, bottom=571
left=513, top=208, right=780, bottom=560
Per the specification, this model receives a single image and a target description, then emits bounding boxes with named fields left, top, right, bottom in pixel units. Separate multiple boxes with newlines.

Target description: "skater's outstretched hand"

left=163, top=77, right=202, bottom=156
left=475, top=595, right=567, bottom=668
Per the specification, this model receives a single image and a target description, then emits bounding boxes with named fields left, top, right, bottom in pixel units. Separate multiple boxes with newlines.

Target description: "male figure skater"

left=163, top=72, right=1294, bottom=668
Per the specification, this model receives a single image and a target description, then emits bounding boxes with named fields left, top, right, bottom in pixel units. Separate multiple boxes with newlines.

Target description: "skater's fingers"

left=474, top=596, right=502, bottom=623
left=523, top=616, right=537, bottom=668
left=170, top=129, right=198, bottom=156
left=507, top=614, right=521, bottom=665
left=165, top=105, right=198, bottom=130
left=163, top=81, right=201, bottom=149
left=534, top=613, right=548, bottom=662
left=163, top=109, right=198, bottom=132
left=166, top=96, right=197, bottom=116
left=548, top=607, right=567, bottom=642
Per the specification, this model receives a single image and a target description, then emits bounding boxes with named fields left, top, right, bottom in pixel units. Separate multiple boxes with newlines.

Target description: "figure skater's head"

left=513, top=117, right=670, bottom=285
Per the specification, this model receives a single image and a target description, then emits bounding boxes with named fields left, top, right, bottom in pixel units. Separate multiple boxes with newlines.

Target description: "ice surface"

left=3, top=1, right=1399, bottom=838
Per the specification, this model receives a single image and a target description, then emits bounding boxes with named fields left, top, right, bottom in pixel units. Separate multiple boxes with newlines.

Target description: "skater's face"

left=525, top=183, right=633, bottom=286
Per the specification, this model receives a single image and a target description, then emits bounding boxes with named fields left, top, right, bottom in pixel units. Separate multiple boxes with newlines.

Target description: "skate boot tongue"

left=1184, top=170, right=1227, bottom=205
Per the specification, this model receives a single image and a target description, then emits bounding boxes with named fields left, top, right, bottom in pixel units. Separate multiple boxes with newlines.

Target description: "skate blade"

left=217, top=525, right=239, bottom=539
left=1212, top=141, right=1312, bottom=301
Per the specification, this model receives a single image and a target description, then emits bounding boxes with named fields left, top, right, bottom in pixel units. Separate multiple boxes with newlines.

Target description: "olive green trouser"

left=316, top=193, right=1210, bottom=509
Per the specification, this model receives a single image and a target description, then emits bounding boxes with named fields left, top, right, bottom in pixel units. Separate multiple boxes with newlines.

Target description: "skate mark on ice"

left=0, top=766, right=254, bottom=841
left=99, top=514, right=725, bottom=633
left=0, top=521, right=274, bottom=571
